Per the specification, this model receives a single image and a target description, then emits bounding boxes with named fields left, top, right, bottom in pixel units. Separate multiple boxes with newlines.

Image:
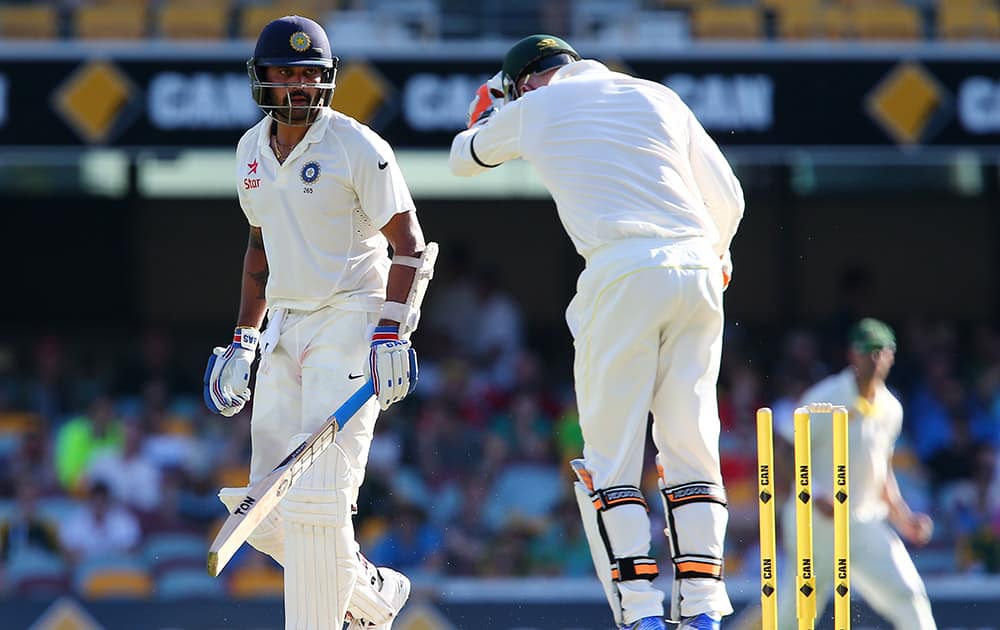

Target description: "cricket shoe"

left=345, top=567, right=411, bottom=629
left=621, top=617, right=668, bottom=630
left=677, top=612, right=721, bottom=630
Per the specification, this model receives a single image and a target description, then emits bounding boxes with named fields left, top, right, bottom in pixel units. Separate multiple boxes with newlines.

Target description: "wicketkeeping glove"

left=720, top=250, right=733, bottom=291
left=203, top=326, right=258, bottom=417
left=367, top=325, right=418, bottom=411
left=467, top=71, right=505, bottom=128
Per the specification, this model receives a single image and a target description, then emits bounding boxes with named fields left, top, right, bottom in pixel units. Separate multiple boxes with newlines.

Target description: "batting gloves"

left=204, top=326, right=258, bottom=417
left=367, top=325, right=418, bottom=411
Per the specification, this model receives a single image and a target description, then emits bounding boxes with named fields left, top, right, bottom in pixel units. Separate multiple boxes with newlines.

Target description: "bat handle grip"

left=331, top=379, right=375, bottom=429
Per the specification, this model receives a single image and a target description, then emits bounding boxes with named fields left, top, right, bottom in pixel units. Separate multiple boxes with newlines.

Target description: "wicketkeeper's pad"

left=571, top=459, right=659, bottom=626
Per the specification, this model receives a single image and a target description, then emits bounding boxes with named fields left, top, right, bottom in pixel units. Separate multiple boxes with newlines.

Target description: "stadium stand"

left=80, top=568, right=155, bottom=599
left=656, top=0, right=718, bottom=8
left=761, top=0, right=823, bottom=10
left=0, top=1, right=993, bottom=44
left=937, top=2, right=1000, bottom=40
left=157, top=566, right=226, bottom=599
left=214, top=464, right=248, bottom=489
left=75, top=5, right=149, bottom=40
left=228, top=563, right=284, bottom=599
left=691, top=5, right=765, bottom=40
left=775, top=5, right=851, bottom=40
left=238, top=3, right=333, bottom=40
left=141, top=532, right=206, bottom=575
left=572, top=0, right=637, bottom=37
left=853, top=4, right=924, bottom=40
left=5, top=550, right=70, bottom=598
left=0, top=5, right=59, bottom=40
left=158, top=2, right=232, bottom=40
left=75, top=554, right=155, bottom=599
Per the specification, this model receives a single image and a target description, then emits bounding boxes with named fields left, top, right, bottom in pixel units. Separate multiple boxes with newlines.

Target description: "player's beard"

left=270, top=89, right=322, bottom=125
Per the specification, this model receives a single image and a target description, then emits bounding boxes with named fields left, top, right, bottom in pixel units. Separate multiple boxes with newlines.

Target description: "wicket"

left=756, top=404, right=851, bottom=630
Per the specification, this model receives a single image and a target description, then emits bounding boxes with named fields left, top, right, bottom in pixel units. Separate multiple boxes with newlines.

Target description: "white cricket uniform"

left=775, top=370, right=936, bottom=630
left=450, top=60, right=743, bottom=622
left=232, top=107, right=415, bottom=630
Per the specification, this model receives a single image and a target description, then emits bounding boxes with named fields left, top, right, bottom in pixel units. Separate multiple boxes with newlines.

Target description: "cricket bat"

left=207, top=379, right=375, bottom=577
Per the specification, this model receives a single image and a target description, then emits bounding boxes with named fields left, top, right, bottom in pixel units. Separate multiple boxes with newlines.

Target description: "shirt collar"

left=549, top=59, right=609, bottom=83
left=843, top=367, right=885, bottom=417
left=256, top=107, right=333, bottom=152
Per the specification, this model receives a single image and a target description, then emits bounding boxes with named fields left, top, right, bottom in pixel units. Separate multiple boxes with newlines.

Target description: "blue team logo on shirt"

left=300, top=161, right=321, bottom=184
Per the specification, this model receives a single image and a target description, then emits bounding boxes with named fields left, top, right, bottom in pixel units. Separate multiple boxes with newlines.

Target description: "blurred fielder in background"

left=203, top=15, right=433, bottom=630
left=450, top=34, right=744, bottom=630
left=775, top=318, right=937, bottom=630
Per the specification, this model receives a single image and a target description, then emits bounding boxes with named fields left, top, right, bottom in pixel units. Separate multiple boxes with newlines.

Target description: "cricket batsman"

left=203, top=15, right=434, bottom=629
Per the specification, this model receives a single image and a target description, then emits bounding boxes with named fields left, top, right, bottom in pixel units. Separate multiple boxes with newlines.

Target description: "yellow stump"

left=833, top=406, right=851, bottom=630
left=756, top=408, right=778, bottom=630
left=794, top=408, right=816, bottom=630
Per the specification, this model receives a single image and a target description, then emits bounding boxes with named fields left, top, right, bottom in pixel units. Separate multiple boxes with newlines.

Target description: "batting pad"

left=279, top=434, right=358, bottom=630
left=219, top=486, right=285, bottom=566
left=658, top=478, right=734, bottom=620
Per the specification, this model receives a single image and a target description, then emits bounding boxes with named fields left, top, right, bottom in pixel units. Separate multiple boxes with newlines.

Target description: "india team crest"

left=300, top=161, right=321, bottom=184
left=290, top=31, right=311, bottom=52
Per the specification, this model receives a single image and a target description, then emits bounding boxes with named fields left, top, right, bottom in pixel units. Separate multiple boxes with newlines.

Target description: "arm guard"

left=380, top=241, right=438, bottom=339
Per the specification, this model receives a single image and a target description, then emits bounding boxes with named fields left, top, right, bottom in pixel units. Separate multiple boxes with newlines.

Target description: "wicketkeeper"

left=449, top=35, right=745, bottom=630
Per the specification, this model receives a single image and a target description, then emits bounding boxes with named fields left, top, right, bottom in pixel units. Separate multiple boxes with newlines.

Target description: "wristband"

left=233, top=326, right=260, bottom=351
left=371, top=325, right=400, bottom=343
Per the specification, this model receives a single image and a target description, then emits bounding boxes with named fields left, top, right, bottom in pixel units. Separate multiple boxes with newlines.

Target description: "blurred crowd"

left=2, top=0, right=986, bottom=45
left=0, top=260, right=998, bottom=599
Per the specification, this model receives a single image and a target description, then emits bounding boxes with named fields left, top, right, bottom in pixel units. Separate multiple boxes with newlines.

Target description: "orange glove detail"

left=720, top=251, right=732, bottom=290
left=467, top=83, right=494, bottom=128
left=467, top=72, right=505, bottom=128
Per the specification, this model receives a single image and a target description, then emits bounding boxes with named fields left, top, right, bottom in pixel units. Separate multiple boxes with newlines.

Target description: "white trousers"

left=567, top=238, right=732, bottom=619
left=251, top=306, right=380, bottom=630
left=777, top=505, right=937, bottom=630
left=251, top=307, right=379, bottom=491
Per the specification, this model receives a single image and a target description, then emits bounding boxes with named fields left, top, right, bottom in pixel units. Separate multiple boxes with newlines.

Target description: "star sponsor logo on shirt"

left=245, top=157, right=261, bottom=190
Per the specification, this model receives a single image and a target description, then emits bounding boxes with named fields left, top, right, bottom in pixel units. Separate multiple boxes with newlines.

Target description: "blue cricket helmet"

left=247, top=15, right=338, bottom=125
